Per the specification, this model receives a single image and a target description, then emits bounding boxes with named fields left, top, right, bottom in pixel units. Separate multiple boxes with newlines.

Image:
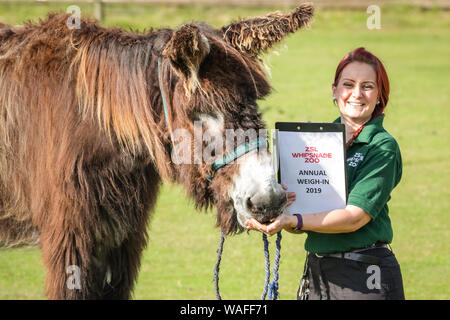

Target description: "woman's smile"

left=347, top=101, right=365, bottom=107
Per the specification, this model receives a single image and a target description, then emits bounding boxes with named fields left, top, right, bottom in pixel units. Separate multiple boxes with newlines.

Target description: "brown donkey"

left=0, top=4, right=313, bottom=299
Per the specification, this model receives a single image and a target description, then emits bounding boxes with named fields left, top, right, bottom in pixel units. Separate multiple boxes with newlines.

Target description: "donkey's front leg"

left=40, top=222, right=97, bottom=299
left=40, top=214, right=150, bottom=300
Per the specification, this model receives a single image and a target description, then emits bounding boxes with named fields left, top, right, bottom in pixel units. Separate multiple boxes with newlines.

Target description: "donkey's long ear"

left=221, top=2, right=314, bottom=58
left=163, top=24, right=210, bottom=95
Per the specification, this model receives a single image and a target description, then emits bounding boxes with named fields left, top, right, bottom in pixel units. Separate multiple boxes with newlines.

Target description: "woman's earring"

left=333, top=97, right=337, bottom=106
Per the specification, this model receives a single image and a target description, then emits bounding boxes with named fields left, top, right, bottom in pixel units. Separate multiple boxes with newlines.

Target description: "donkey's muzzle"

left=246, top=190, right=287, bottom=224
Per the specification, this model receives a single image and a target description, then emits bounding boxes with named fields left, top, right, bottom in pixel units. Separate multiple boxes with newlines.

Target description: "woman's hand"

left=246, top=214, right=298, bottom=236
left=282, top=184, right=296, bottom=207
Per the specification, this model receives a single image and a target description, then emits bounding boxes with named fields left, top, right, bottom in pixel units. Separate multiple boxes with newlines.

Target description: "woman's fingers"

left=281, top=184, right=297, bottom=207
left=246, top=217, right=285, bottom=237
left=286, top=192, right=296, bottom=206
left=246, top=218, right=278, bottom=236
left=245, top=218, right=268, bottom=234
left=266, top=219, right=282, bottom=236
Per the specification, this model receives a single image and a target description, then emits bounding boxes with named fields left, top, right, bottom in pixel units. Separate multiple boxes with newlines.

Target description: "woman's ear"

left=332, top=83, right=337, bottom=105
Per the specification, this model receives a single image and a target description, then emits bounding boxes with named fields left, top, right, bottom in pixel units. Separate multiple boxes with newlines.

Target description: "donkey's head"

left=159, top=3, right=314, bottom=234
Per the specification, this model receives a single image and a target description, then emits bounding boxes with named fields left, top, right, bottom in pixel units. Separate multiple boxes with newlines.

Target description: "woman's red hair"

left=333, top=47, right=390, bottom=118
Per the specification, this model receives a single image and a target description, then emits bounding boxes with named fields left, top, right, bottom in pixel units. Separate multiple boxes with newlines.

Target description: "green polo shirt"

left=304, top=115, right=402, bottom=254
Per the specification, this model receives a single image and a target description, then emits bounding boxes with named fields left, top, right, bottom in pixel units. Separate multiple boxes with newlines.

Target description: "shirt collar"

left=333, top=114, right=385, bottom=145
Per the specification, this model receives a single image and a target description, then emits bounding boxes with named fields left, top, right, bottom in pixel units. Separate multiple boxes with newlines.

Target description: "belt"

left=313, top=243, right=389, bottom=265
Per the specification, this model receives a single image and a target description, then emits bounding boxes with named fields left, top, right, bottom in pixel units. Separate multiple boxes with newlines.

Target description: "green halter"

left=207, top=137, right=268, bottom=182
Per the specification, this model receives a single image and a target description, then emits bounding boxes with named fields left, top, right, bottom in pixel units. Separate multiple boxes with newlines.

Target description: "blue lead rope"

left=214, top=231, right=282, bottom=300
left=262, top=232, right=282, bottom=300
left=261, top=233, right=271, bottom=300
left=214, top=231, right=226, bottom=300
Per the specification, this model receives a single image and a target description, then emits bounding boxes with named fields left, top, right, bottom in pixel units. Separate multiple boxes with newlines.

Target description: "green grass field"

left=0, top=2, right=449, bottom=300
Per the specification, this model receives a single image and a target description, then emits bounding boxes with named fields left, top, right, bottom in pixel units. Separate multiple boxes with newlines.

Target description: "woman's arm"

left=246, top=205, right=372, bottom=236
left=301, top=205, right=371, bottom=233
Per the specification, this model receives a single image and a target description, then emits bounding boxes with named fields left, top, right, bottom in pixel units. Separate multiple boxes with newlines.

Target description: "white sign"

left=276, top=126, right=346, bottom=215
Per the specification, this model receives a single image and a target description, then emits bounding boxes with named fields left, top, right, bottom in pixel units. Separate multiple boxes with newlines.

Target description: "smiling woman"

left=246, top=47, right=405, bottom=300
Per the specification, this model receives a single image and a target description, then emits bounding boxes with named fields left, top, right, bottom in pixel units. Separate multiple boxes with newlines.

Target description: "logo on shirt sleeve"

left=347, top=152, right=364, bottom=167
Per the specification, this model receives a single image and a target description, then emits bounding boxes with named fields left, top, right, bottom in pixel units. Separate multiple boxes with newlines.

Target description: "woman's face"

left=332, top=61, right=379, bottom=125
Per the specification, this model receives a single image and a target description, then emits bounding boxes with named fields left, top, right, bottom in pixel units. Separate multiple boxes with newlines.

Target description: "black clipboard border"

left=274, top=122, right=348, bottom=203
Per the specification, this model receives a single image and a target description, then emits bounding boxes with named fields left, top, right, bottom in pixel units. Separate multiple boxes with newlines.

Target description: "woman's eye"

left=363, top=85, right=374, bottom=90
left=343, top=83, right=353, bottom=87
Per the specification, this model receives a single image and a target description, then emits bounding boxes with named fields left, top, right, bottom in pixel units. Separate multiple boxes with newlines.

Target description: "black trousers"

left=298, top=247, right=405, bottom=300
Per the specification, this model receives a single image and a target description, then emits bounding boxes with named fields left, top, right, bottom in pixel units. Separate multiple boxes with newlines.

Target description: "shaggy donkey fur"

left=0, top=3, right=313, bottom=299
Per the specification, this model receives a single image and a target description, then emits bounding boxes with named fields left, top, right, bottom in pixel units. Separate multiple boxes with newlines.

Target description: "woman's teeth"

left=348, top=102, right=365, bottom=106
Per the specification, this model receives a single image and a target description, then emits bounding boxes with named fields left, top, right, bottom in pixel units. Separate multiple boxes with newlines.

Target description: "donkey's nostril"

left=246, top=197, right=253, bottom=210
left=247, top=196, right=269, bottom=214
